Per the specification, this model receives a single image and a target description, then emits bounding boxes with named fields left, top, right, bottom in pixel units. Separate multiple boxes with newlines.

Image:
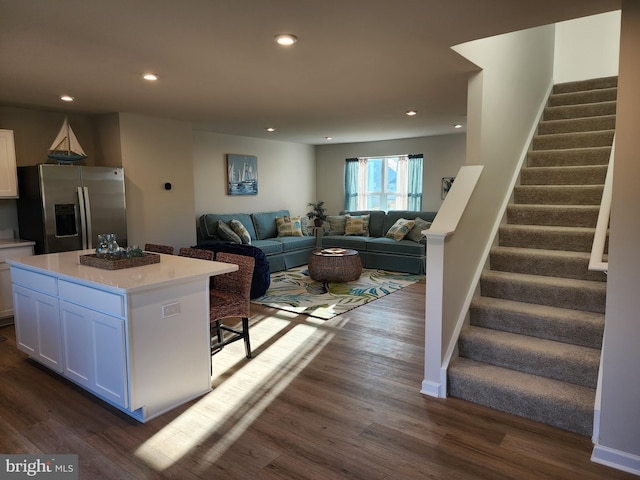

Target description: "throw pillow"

left=344, top=214, right=370, bottom=236
left=229, top=219, right=251, bottom=245
left=300, top=215, right=310, bottom=236
left=217, top=220, right=242, bottom=244
left=405, top=217, right=432, bottom=243
left=276, top=216, right=303, bottom=237
left=325, top=215, right=346, bottom=235
left=385, top=218, right=416, bottom=241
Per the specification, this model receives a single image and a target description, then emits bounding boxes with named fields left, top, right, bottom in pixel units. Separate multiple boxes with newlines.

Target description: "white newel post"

left=421, top=231, right=449, bottom=398
left=419, top=165, right=484, bottom=399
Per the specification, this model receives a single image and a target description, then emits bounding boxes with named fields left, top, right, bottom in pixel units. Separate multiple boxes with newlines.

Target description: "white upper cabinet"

left=0, top=130, right=18, bottom=198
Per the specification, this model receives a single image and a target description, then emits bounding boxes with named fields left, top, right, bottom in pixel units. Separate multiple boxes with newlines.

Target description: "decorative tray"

left=79, top=253, right=160, bottom=270
left=320, top=248, right=347, bottom=255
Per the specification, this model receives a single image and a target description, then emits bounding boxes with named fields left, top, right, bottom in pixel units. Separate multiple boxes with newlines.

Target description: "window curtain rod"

left=347, top=154, right=423, bottom=161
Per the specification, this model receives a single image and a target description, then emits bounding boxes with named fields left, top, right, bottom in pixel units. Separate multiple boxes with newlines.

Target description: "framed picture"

left=226, top=154, right=258, bottom=195
left=441, top=176, right=455, bottom=199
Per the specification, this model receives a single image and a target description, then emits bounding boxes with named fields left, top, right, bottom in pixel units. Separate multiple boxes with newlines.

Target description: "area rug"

left=252, top=265, right=424, bottom=319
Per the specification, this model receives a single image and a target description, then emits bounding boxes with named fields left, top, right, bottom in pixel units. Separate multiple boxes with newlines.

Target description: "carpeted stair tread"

left=532, top=130, right=615, bottom=150
left=547, top=87, right=617, bottom=107
left=470, top=296, right=604, bottom=348
left=480, top=270, right=606, bottom=313
left=527, top=146, right=611, bottom=167
left=458, top=326, right=600, bottom=388
left=514, top=185, right=603, bottom=205
left=520, top=165, right=607, bottom=185
left=537, top=115, right=616, bottom=135
left=543, top=101, right=616, bottom=121
left=447, top=357, right=595, bottom=435
left=506, top=204, right=599, bottom=227
left=498, top=224, right=603, bottom=252
left=552, top=76, right=617, bottom=94
left=489, top=246, right=606, bottom=282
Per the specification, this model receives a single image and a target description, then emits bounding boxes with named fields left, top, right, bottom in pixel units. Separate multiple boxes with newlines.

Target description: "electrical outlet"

left=162, top=302, right=180, bottom=318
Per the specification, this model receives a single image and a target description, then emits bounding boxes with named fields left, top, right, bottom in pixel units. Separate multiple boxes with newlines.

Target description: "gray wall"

left=0, top=106, right=118, bottom=239
left=0, top=106, right=106, bottom=167
left=597, top=0, right=640, bottom=463
left=314, top=134, right=466, bottom=216
left=442, top=24, right=556, bottom=354
left=554, top=11, right=620, bottom=83
left=192, top=131, right=316, bottom=220
left=118, top=113, right=197, bottom=251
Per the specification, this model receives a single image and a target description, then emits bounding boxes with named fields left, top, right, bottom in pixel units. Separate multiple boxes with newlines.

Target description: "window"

left=364, top=157, right=397, bottom=210
left=344, top=154, right=423, bottom=211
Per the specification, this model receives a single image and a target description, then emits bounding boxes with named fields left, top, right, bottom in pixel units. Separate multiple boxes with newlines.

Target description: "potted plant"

left=307, top=201, right=327, bottom=227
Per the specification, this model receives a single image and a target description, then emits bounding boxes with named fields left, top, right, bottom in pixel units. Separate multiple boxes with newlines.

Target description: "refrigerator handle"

left=77, top=186, right=88, bottom=250
left=83, top=186, right=93, bottom=249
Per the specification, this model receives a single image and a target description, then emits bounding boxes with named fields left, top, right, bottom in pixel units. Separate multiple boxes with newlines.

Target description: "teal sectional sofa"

left=198, top=209, right=436, bottom=275
left=320, top=210, right=436, bottom=274
left=198, top=210, right=316, bottom=272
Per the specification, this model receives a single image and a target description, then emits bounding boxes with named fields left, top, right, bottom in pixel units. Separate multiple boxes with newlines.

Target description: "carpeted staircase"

left=448, top=76, right=616, bottom=436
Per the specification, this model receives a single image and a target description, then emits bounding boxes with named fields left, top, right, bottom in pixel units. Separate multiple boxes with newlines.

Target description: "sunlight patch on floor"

left=134, top=312, right=336, bottom=471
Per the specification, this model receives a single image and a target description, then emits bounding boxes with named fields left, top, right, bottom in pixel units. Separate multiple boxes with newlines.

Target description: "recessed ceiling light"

left=60, top=95, right=74, bottom=102
left=325, top=136, right=333, bottom=141
left=266, top=127, right=275, bottom=132
left=405, top=110, right=417, bottom=116
left=275, top=33, right=298, bottom=46
left=142, top=73, right=159, bottom=81
left=453, top=124, right=463, bottom=129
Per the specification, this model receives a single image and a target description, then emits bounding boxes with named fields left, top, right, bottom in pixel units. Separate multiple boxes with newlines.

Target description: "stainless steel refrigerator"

left=16, top=164, right=127, bottom=254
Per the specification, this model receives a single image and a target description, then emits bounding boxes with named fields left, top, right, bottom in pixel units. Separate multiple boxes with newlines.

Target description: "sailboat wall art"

left=47, top=117, right=87, bottom=163
left=226, top=153, right=258, bottom=195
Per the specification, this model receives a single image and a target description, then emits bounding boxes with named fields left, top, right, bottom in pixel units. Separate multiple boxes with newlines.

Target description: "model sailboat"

left=47, top=117, right=87, bottom=163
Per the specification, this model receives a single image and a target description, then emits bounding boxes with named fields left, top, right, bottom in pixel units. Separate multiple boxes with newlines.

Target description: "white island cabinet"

left=0, top=239, right=35, bottom=323
left=8, top=250, right=237, bottom=422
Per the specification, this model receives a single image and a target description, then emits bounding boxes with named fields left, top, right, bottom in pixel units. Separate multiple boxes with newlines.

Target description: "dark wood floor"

left=0, top=280, right=634, bottom=479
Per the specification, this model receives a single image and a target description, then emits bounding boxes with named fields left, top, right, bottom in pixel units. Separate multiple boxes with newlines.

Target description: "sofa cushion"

left=274, top=235, right=316, bottom=252
left=251, top=239, right=283, bottom=256
left=405, top=217, right=432, bottom=243
left=322, top=235, right=369, bottom=251
left=252, top=210, right=290, bottom=240
left=326, top=215, right=346, bottom=235
left=386, top=218, right=415, bottom=241
left=230, top=219, right=252, bottom=244
left=276, top=215, right=304, bottom=237
left=367, top=237, right=426, bottom=256
left=345, top=214, right=370, bottom=236
left=199, top=213, right=256, bottom=240
left=342, top=210, right=385, bottom=237
left=217, top=220, right=242, bottom=243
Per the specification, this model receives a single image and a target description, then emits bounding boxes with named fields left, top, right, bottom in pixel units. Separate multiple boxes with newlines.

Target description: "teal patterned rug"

left=252, top=265, right=424, bottom=319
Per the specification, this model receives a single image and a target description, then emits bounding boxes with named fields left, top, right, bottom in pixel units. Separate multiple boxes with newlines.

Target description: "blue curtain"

left=344, top=158, right=359, bottom=211
left=407, top=154, right=423, bottom=211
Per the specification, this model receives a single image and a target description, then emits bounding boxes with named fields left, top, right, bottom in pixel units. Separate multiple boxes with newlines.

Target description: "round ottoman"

left=308, top=248, right=362, bottom=283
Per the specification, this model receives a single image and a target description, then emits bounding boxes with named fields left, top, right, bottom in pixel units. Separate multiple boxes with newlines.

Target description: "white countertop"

left=0, top=239, right=35, bottom=249
left=7, top=249, right=237, bottom=294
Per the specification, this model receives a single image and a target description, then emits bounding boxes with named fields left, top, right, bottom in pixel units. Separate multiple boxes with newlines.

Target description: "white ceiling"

left=0, top=0, right=621, bottom=145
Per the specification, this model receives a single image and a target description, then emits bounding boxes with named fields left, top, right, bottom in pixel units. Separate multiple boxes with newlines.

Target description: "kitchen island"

left=0, top=238, right=35, bottom=324
left=7, top=250, right=237, bottom=422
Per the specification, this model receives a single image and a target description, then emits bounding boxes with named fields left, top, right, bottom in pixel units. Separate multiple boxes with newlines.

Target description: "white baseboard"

left=592, top=443, right=640, bottom=476
left=420, top=379, right=442, bottom=398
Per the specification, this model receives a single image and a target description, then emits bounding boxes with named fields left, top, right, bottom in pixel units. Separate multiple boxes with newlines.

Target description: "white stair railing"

left=589, top=135, right=615, bottom=273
